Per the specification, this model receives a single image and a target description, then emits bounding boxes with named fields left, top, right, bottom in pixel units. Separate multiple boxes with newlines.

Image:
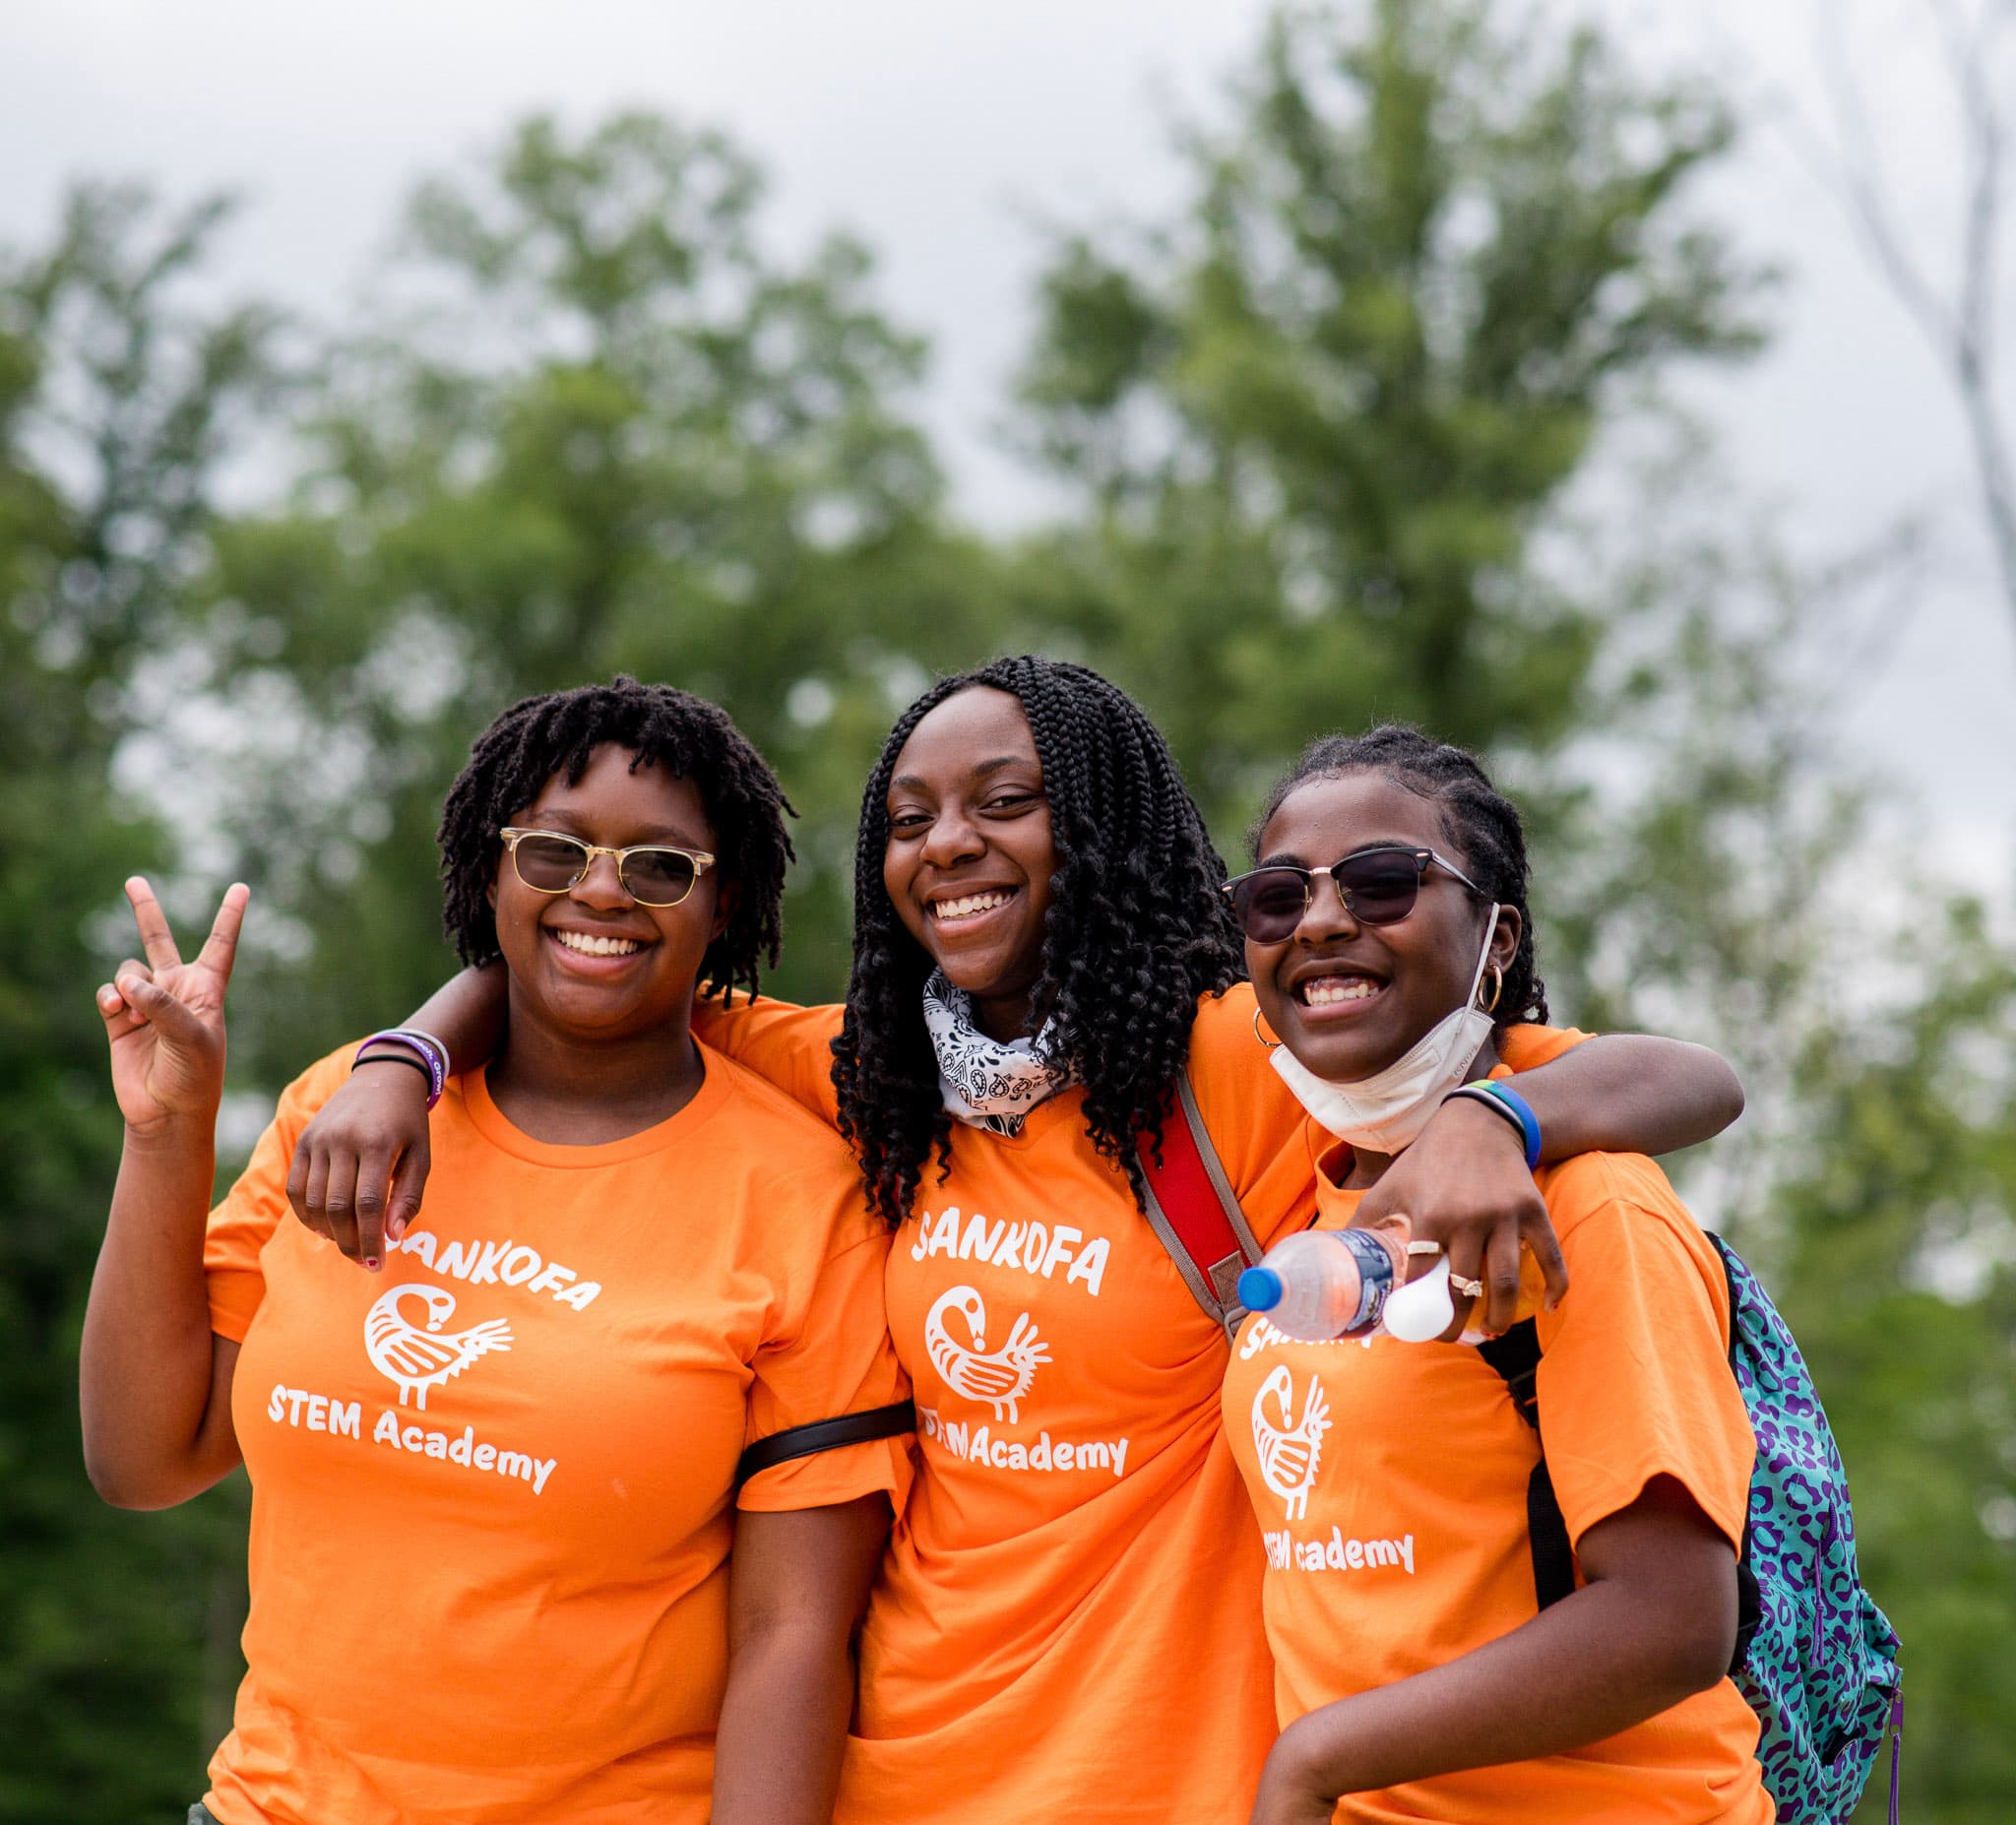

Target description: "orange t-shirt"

left=695, top=989, right=1583, bottom=1825
left=1223, top=1132, right=1772, bottom=1824
left=200, top=1040, right=909, bottom=1825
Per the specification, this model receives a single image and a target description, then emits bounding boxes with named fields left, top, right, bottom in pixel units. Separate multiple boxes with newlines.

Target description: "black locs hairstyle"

left=438, top=675, right=794, bottom=1001
left=832, top=656, right=1244, bottom=1227
left=1251, top=724, right=1548, bottom=1030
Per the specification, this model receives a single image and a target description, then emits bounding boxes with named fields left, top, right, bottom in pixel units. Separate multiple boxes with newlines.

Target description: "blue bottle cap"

left=1238, top=1265, right=1284, bottom=1313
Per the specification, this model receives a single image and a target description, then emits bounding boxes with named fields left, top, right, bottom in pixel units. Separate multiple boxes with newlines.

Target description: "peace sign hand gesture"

left=96, top=877, right=250, bottom=1133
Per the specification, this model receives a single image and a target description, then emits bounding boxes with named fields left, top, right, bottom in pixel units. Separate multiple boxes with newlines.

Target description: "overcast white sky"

left=4, top=0, right=2011, bottom=889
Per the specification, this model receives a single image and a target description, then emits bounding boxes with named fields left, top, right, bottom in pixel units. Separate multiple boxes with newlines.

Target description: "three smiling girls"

left=87, top=661, right=1768, bottom=1823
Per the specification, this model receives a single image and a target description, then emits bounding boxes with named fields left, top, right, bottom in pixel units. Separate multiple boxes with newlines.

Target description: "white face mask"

left=1268, top=904, right=1501, bottom=1154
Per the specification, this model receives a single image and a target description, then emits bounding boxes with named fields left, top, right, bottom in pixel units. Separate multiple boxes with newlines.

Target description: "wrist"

left=352, top=1049, right=435, bottom=1099
left=122, top=1107, right=218, bottom=1154
left=1445, top=1080, right=1543, bottom=1168
left=355, top=1029, right=445, bottom=1105
left=1273, top=1710, right=1347, bottom=1802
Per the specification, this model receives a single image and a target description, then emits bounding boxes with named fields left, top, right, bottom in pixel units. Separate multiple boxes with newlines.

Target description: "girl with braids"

left=1223, top=726, right=1769, bottom=1825
left=82, top=678, right=909, bottom=1825
left=291, top=658, right=1745, bottom=1824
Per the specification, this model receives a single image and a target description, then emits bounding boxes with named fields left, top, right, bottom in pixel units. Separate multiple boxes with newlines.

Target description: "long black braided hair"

left=438, top=675, right=794, bottom=1001
left=1250, top=724, right=1548, bottom=1029
left=832, top=657, right=1242, bottom=1227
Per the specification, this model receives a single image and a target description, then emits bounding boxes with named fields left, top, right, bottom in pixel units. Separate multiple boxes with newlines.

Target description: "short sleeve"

left=206, top=1046, right=355, bottom=1343
left=1533, top=1167, right=1753, bottom=1553
left=692, top=994, right=847, bottom=1128
left=738, top=1223, right=913, bottom=1513
left=1497, top=1023, right=1594, bottom=1070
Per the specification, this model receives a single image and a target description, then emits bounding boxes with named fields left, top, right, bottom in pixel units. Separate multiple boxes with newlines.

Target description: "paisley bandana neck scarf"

left=921, top=970, right=1076, bottom=1137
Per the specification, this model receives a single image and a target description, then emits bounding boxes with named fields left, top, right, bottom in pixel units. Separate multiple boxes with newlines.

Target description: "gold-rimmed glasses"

left=498, top=828, right=716, bottom=908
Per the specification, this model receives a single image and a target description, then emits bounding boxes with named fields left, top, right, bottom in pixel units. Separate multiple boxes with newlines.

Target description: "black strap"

left=1710, top=1236, right=1765, bottom=1672
left=1482, top=1294, right=1761, bottom=1673
left=1477, top=1319, right=1543, bottom=1426
left=732, top=1400, right=914, bottom=1492
left=1479, top=1319, right=1577, bottom=1610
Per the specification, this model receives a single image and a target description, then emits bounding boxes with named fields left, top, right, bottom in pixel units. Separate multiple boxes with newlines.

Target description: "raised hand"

left=96, top=877, right=250, bottom=1132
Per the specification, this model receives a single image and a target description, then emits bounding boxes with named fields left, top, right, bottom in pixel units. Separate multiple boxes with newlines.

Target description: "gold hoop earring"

left=1479, top=966, right=1503, bottom=1016
left=1253, top=1005, right=1279, bottom=1049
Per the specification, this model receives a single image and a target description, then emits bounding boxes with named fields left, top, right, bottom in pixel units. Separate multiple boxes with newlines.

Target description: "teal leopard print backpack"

left=1480, top=1233, right=1903, bottom=1824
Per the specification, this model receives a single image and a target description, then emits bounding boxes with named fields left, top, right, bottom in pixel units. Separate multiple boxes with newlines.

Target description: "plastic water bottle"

left=1237, top=1228, right=1406, bottom=1340
left=1237, top=1229, right=1457, bottom=1343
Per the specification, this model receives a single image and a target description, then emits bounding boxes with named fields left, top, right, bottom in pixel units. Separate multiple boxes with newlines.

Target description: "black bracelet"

left=354, top=1049, right=433, bottom=1092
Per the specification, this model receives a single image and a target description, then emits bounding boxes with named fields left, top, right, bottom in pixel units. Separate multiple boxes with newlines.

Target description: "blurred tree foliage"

left=2, top=4, right=2008, bottom=1821
left=1531, top=458, right=2016, bottom=1821
left=1008, top=0, right=1764, bottom=837
left=195, top=109, right=1013, bottom=1067
left=0, top=185, right=277, bottom=1816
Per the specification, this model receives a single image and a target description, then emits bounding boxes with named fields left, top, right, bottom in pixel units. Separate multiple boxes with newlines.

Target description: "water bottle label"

left=1332, top=1227, right=1396, bottom=1334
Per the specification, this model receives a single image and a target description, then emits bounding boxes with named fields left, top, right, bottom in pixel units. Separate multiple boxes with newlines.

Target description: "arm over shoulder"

left=693, top=994, right=847, bottom=1128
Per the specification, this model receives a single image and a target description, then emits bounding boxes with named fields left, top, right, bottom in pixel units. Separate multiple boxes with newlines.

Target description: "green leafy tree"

left=1010, top=0, right=1763, bottom=836
left=1780, top=906, right=2016, bottom=1824
left=195, top=112, right=1009, bottom=1071
left=0, top=184, right=280, bottom=1819
left=1532, top=442, right=2014, bottom=1821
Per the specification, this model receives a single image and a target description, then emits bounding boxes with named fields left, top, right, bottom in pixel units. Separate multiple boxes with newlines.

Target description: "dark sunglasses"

left=1223, top=846, right=1483, bottom=943
left=498, top=828, right=716, bottom=908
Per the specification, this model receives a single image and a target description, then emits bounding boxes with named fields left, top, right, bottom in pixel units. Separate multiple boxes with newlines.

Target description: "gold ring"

left=1449, top=1272, right=1485, bottom=1299
left=1406, top=1239, right=1443, bottom=1258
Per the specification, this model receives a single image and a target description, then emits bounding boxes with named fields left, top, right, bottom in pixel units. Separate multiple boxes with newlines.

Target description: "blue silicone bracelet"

left=1460, top=1078, right=1543, bottom=1170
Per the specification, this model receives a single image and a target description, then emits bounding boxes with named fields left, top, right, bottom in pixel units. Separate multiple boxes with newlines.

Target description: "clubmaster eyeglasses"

left=498, top=828, right=716, bottom=908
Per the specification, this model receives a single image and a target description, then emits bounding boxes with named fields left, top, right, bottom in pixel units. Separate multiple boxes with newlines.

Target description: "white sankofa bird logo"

left=924, top=1285, right=1050, bottom=1423
left=364, top=1284, right=513, bottom=1411
left=1251, top=1363, right=1332, bottom=1521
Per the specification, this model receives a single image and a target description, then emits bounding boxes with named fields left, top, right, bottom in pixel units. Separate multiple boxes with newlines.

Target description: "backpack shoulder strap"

left=1138, top=1072, right=1266, bottom=1342
left=1479, top=1319, right=1577, bottom=1610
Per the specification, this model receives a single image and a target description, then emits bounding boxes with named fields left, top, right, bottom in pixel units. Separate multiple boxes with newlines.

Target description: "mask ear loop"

left=1468, top=903, right=1503, bottom=1014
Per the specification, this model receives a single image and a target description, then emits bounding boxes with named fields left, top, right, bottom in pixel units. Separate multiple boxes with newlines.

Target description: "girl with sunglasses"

left=293, top=658, right=1743, bottom=1824
left=82, top=679, right=910, bottom=1825
left=1225, top=725, right=1769, bottom=1825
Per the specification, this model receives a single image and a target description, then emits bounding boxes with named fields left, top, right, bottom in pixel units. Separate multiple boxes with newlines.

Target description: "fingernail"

left=363, top=1256, right=381, bottom=1272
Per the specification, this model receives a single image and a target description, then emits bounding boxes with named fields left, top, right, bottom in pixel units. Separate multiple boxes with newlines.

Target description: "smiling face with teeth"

left=882, top=687, right=1057, bottom=1042
left=1247, top=772, right=1519, bottom=1088
left=488, top=742, right=729, bottom=1052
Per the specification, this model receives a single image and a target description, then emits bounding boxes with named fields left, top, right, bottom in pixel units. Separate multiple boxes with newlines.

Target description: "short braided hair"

left=832, top=657, right=1242, bottom=1227
left=439, top=675, right=793, bottom=1001
left=1250, top=724, right=1548, bottom=1029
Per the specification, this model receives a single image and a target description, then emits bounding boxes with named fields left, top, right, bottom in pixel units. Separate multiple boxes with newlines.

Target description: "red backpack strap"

left=1138, top=1072, right=1265, bottom=1342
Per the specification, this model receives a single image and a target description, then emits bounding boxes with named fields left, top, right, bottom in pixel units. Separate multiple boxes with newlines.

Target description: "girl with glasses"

left=81, top=678, right=910, bottom=1825
left=291, top=659, right=1744, bottom=1824
left=1225, top=725, right=1769, bottom=1825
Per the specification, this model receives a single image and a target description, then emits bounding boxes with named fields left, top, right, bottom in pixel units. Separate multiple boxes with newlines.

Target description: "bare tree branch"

left=1797, top=0, right=2016, bottom=646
